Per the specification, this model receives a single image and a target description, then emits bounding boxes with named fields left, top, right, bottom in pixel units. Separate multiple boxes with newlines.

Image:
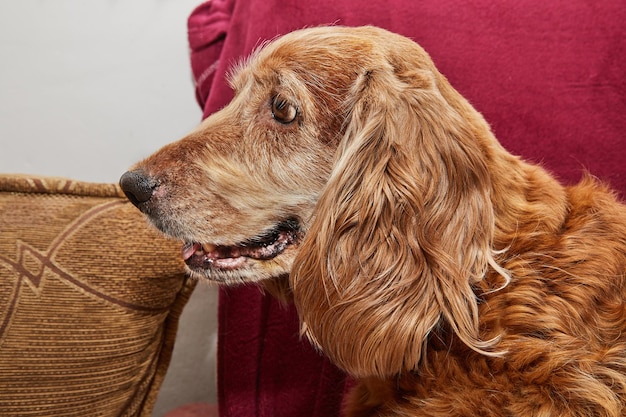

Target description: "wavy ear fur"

left=291, top=50, right=507, bottom=378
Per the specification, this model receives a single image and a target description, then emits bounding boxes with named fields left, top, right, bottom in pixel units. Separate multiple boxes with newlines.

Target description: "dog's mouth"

left=181, top=219, right=301, bottom=272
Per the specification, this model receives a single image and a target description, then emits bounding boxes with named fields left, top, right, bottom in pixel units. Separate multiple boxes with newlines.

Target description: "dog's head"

left=120, top=26, right=376, bottom=287
left=121, top=25, right=509, bottom=374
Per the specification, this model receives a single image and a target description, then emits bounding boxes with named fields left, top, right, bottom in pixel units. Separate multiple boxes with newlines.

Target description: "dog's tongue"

left=182, top=242, right=200, bottom=261
left=182, top=242, right=248, bottom=270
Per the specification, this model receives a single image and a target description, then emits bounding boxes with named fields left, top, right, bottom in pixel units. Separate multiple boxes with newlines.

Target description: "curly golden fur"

left=121, top=26, right=626, bottom=416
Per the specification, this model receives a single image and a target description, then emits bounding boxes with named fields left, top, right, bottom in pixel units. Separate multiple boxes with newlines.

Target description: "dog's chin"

left=179, top=219, right=302, bottom=285
left=184, top=252, right=296, bottom=285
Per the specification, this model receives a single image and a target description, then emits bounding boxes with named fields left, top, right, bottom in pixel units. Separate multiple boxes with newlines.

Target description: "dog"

left=120, top=26, right=626, bottom=416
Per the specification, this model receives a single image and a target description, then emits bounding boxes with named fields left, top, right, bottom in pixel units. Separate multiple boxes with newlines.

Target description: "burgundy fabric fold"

left=187, top=1, right=626, bottom=415
left=188, top=0, right=233, bottom=109
left=217, top=286, right=348, bottom=417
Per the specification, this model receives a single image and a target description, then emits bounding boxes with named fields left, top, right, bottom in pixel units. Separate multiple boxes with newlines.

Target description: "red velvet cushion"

left=187, top=1, right=626, bottom=415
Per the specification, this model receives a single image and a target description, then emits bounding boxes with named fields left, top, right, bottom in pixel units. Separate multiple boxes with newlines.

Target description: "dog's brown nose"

left=119, top=170, right=158, bottom=208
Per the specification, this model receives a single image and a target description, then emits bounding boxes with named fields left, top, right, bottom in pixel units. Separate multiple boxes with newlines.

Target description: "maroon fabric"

left=187, top=1, right=626, bottom=416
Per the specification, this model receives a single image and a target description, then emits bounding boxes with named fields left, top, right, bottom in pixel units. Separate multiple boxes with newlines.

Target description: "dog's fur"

left=121, top=26, right=626, bottom=416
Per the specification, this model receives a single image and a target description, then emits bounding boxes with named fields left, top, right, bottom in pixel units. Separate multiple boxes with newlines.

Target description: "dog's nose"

left=119, top=170, right=158, bottom=208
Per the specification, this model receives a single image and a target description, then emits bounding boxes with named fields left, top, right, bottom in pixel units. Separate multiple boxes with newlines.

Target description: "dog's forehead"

left=261, top=27, right=377, bottom=63
left=230, top=28, right=380, bottom=90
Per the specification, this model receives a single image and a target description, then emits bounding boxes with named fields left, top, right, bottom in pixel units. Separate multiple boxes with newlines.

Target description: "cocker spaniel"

left=120, top=26, right=626, bottom=416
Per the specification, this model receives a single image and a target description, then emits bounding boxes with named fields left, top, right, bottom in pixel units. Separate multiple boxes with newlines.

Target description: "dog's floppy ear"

left=291, top=49, right=507, bottom=378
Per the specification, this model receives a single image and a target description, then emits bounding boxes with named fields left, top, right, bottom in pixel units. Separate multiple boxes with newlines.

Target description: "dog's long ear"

left=291, top=48, right=507, bottom=379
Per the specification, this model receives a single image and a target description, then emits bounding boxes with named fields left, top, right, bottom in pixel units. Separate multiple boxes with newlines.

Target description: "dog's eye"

left=271, top=95, right=297, bottom=124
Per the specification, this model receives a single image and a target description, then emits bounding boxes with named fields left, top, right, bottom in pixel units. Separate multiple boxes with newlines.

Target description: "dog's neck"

left=436, top=72, right=569, bottom=251
left=490, top=155, right=569, bottom=251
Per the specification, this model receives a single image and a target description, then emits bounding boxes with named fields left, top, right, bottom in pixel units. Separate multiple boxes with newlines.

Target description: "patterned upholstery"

left=0, top=174, right=194, bottom=416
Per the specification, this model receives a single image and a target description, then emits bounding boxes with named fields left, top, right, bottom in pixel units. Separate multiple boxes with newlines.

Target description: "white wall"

left=0, top=1, right=217, bottom=415
left=0, top=0, right=202, bottom=183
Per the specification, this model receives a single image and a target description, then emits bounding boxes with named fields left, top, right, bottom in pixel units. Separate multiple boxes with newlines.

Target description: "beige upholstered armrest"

left=0, top=174, right=194, bottom=417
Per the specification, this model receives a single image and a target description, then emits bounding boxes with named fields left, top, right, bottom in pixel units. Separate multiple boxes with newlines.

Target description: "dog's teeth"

left=202, top=243, right=217, bottom=253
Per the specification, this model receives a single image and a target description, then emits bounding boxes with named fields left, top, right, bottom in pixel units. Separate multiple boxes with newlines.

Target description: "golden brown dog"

left=120, top=26, right=626, bottom=416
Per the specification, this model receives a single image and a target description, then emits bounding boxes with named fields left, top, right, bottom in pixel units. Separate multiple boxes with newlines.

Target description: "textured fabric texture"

left=187, top=1, right=626, bottom=415
left=0, top=174, right=194, bottom=417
